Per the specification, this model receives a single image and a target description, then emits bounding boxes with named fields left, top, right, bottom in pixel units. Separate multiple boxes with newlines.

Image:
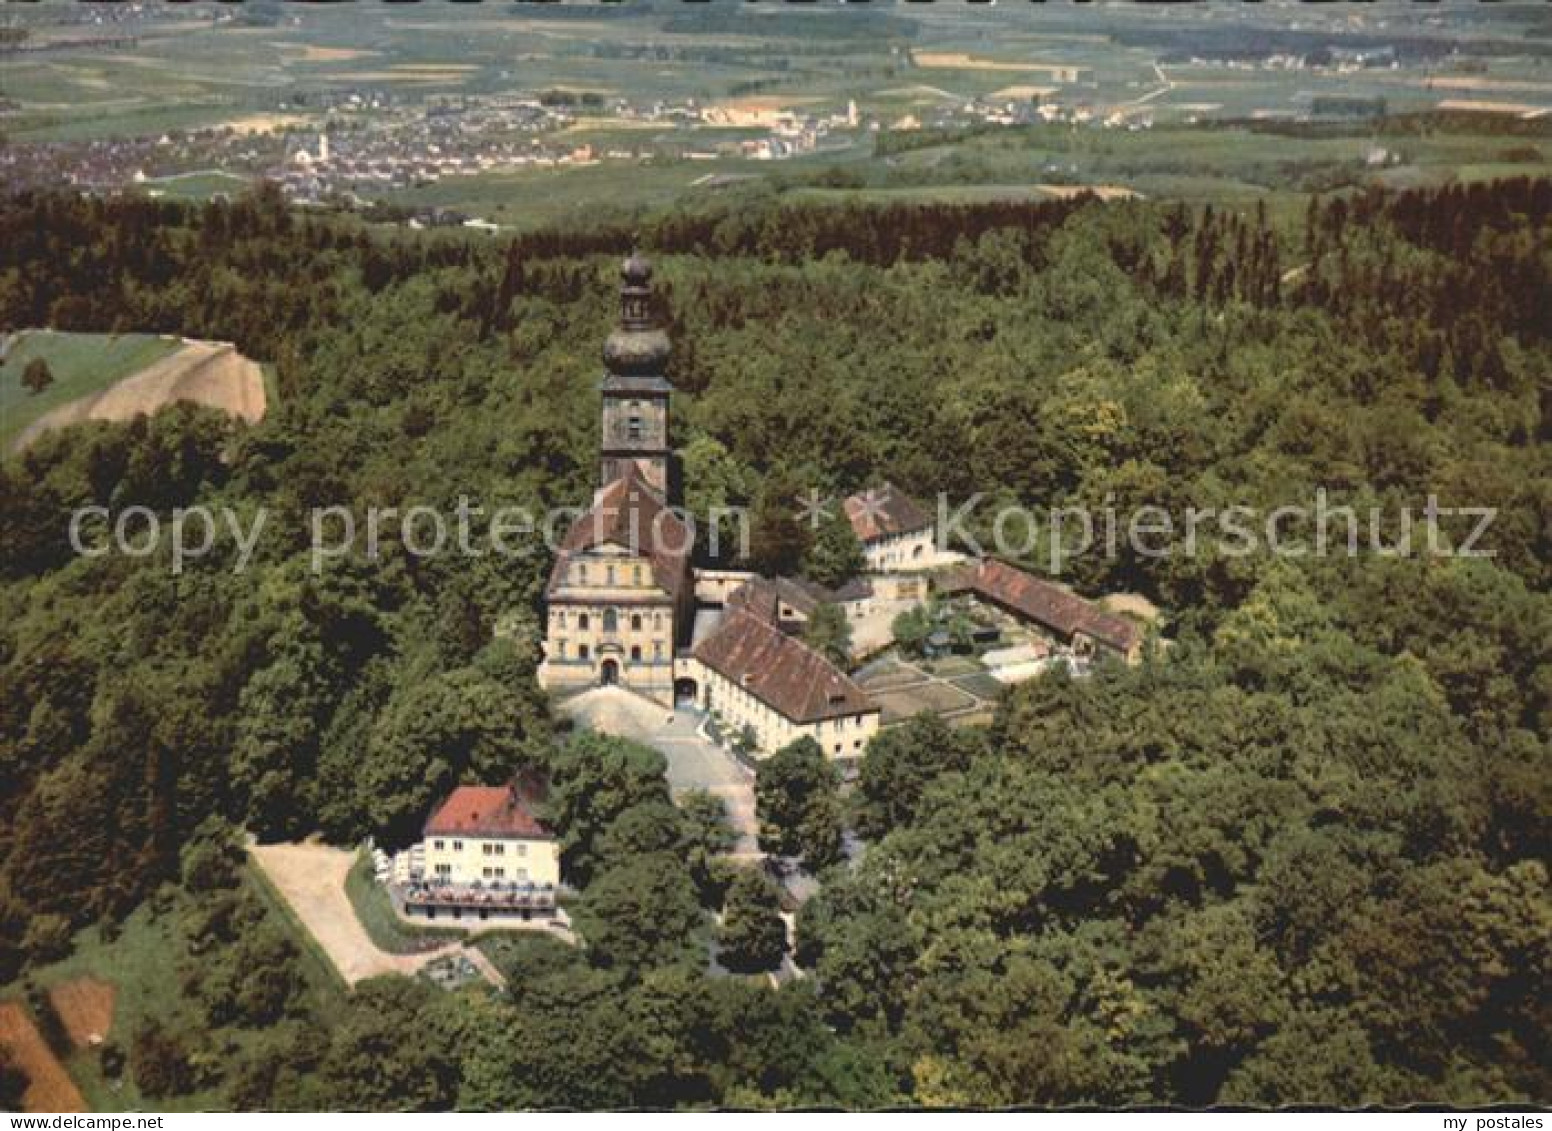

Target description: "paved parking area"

left=562, top=687, right=759, bottom=856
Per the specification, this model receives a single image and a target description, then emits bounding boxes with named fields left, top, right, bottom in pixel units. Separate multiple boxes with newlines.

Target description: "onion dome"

left=603, top=251, right=670, bottom=377
left=621, top=251, right=652, bottom=288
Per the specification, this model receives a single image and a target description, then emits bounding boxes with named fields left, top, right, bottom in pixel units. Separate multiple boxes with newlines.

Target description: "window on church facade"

left=578, top=613, right=590, bottom=630
left=631, top=614, right=642, bottom=631
left=630, top=645, right=642, bottom=661
left=603, top=609, right=618, bottom=632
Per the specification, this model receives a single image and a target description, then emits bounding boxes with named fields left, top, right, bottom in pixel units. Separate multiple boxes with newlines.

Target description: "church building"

left=537, top=254, right=693, bottom=706
left=537, top=254, right=881, bottom=758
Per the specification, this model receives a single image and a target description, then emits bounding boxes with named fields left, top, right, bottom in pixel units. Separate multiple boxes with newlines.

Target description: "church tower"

left=600, top=252, right=674, bottom=500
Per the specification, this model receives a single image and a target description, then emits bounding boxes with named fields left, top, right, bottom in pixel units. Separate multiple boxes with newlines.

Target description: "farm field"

left=877, top=121, right=1552, bottom=197
left=0, top=1003, right=86, bottom=1112
left=48, top=978, right=116, bottom=1051
left=138, top=170, right=253, bottom=200
left=789, top=184, right=1073, bottom=207
left=4, top=0, right=1551, bottom=216
left=3, top=333, right=268, bottom=453
left=377, top=155, right=790, bottom=229
left=375, top=114, right=1551, bottom=221
left=0, top=331, right=182, bottom=449
left=0, top=4, right=834, bottom=143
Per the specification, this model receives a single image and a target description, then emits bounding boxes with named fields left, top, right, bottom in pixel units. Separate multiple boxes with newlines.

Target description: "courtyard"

left=560, top=686, right=760, bottom=857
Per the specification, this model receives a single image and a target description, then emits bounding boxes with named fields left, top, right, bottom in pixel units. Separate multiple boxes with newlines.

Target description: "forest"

left=0, top=178, right=1547, bottom=1107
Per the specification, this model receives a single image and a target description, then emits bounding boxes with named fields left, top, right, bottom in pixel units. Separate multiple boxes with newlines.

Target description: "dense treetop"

left=0, top=179, right=1546, bottom=1106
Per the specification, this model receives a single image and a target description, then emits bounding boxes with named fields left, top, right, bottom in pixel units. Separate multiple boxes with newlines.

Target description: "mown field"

left=0, top=331, right=183, bottom=449
left=1, top=4, right=836, bottom=143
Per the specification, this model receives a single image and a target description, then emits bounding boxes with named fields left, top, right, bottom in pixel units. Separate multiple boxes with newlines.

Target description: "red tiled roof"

left=945, top=558, right=1140, bottom=654
left=547, top=465, right=692, bottom=600
left=424, top=781, right=552, bottom=840
left=728, top=576, right=874, bottom=625
left=694, top=608, right=876, bottom=724
left=726, top=576, right=817, bottom=623
left=844, top=483, right=931, bottom=543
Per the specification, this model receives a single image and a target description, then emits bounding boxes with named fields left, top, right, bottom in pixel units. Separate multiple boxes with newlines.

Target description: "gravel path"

left=249, top=841, right=462, bottom=986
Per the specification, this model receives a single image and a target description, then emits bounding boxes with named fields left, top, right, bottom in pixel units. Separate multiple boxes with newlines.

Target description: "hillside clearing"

left=47, top=978, right=116, bottom=1051
left=0, top=1003, right=85, bottom=1113
left=249, top=842, right=464, bottom=986
left=8, top=336, right=267, bottom=453
left=0, top=330, right=181, bottom=449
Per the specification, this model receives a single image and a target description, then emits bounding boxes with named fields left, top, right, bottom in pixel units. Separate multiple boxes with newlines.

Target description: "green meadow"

left=0, top=331, right=183, bottom=450
left=11, top=866, right=344, bottom=1113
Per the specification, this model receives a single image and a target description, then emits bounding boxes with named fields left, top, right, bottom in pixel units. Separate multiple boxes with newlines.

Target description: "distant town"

left=7, top=2, right=1543, bottom=226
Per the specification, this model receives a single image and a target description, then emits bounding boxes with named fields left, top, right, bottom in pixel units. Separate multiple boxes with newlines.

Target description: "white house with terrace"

left=394, top=778, right=562, bottom=923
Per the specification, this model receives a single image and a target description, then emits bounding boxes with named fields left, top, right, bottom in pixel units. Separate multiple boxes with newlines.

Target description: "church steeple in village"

left=599, top=252, right=674, bottom=500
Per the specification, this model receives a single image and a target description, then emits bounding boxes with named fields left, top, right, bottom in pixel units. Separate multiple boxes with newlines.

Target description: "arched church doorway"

left=674, top=678, right=698, bottom=708
left=600, top=659, right=620, bottom=686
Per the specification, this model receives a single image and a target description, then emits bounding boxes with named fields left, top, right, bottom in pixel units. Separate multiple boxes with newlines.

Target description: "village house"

left=940, top=557, right=1143, bottom=664
left=396, top=778, right=560, bottom=923
left=844, top=483, right=935, bottom=572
